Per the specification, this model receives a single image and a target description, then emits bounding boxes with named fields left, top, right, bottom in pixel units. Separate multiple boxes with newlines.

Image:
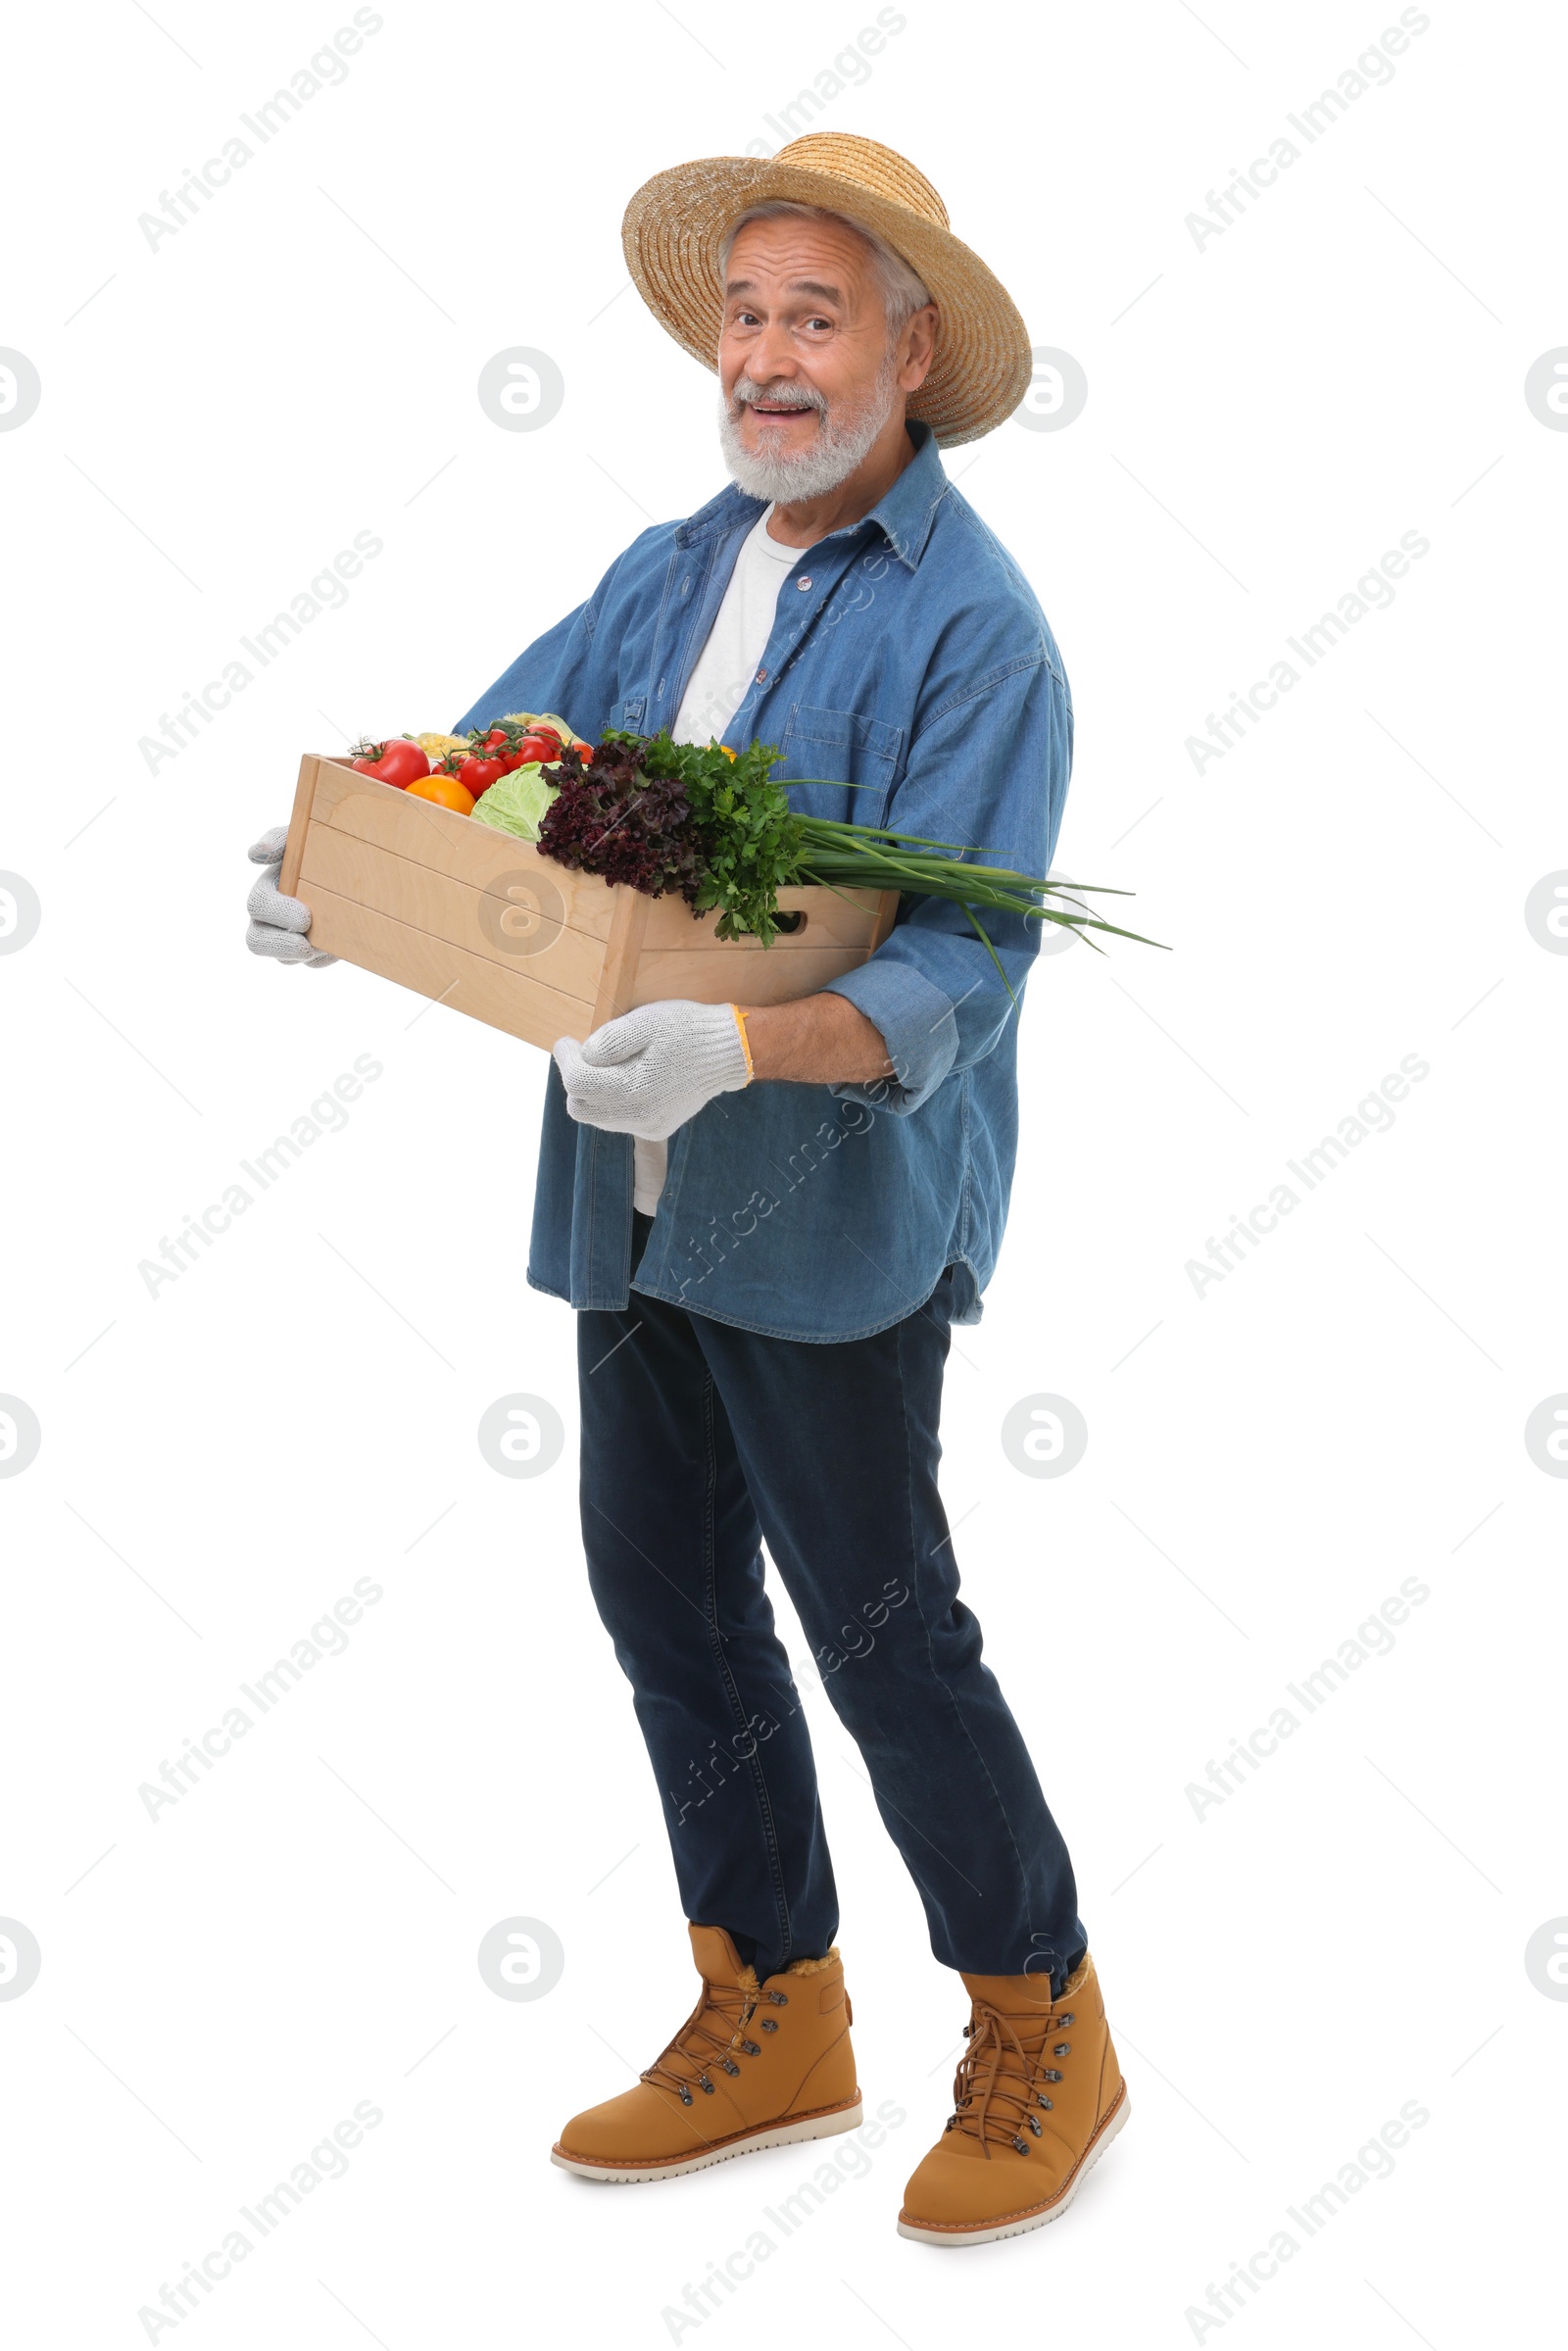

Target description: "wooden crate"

left=278, top=755, right=900, bottom=1049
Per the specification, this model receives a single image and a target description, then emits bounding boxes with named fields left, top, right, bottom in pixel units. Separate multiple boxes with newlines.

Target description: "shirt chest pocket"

left=778, top=704, right=904, bottom=823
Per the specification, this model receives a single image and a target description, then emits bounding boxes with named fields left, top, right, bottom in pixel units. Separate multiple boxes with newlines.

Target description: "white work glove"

left=245, top=825, right=337, bottom=966
left=554, top=1001, right=752, bottom=1141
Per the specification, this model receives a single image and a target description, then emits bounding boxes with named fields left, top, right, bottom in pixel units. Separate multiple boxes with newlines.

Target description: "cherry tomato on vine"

left=458, top=755, right=508, bottom=798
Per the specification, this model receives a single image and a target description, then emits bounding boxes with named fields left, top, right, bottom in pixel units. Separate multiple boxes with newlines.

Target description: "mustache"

left=731, top=377, right=826, bottom=415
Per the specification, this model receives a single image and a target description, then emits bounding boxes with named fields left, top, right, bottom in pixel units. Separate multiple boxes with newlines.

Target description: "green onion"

left=790, top=808, right=1166, bottom=963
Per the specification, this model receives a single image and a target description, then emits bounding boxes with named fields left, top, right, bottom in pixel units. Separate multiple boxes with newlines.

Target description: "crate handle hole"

left=773, top=909, right=807, bottom=936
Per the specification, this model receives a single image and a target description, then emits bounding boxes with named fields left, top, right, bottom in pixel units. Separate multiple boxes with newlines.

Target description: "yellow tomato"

left=407, top=773, right=475, bottom=815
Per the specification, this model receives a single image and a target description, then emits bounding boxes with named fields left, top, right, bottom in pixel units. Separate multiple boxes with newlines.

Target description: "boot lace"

left=641, top=1980, right=789, bottom=2107
left=946, top=1996, right=1075, bottom=2158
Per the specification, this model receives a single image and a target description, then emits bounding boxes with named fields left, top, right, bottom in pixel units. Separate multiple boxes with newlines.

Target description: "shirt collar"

left=675, top=418, right=950, bottom=572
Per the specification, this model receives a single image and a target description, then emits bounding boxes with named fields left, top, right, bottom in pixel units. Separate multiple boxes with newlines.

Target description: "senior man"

left=247, top=134, right=1127, bottom=2246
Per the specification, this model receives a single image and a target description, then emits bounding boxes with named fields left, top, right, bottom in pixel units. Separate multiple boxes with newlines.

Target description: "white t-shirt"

left=633, top=508, right=810, bottom=1217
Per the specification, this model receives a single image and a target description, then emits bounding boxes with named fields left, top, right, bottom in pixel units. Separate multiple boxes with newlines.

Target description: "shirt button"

left=798, top=575, right=812, bottom=590
left=756, top=668, right=767, bottom=683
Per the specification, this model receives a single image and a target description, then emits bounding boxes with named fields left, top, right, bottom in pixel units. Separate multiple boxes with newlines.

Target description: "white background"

left=2, top=0, right=1564, bottom=2344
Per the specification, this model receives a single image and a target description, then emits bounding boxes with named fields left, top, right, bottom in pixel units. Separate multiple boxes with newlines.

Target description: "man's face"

left=716, top=214, right=931, bottom=503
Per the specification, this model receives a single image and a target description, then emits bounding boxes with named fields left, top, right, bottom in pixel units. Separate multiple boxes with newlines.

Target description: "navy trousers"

left=574, top=1212, right=1087, bottom=1991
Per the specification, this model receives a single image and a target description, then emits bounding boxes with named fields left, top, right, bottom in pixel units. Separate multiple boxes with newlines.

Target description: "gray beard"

left=716, top=352, right=901, bottom=506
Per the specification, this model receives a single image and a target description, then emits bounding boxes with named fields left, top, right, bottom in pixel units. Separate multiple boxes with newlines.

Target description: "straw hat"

left=621, top=133, right=1033, bottom=449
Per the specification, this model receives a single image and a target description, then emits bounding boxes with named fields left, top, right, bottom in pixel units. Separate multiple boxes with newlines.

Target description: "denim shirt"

left=454, top=421, right=1072, bottom=1342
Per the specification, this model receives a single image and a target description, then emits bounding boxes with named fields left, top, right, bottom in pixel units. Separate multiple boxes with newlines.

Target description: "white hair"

left=717, top=200, right=934, bottom=343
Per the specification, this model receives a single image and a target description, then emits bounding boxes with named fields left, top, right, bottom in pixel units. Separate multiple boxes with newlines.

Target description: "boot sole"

left=896, top=2083, right=1130, bottom=2246
left=552, top=2095, right=864, bottom=2184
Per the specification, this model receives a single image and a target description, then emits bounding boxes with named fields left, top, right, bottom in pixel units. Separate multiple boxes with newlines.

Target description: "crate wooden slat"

left=289, top=882, right=602, bottom=1052
left=297, top=825, right=615, bottom=1002
left=279, top=755, right=899, bottom=1046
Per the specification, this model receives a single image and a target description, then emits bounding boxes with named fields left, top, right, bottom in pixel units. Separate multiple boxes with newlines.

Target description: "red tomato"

left=514, top=733, right=564, bottom=765
left=458, top=755, right=507, bottom=798
left=351, top=738, right=430, bottom=790
left=476, top=725, right=549, bottom=772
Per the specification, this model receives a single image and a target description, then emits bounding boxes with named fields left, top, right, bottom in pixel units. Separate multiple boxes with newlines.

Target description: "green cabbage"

left=471, top=762, right=560, bottom=842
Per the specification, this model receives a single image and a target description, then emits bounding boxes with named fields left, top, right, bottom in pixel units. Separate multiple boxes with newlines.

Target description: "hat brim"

left=621, top=154, right=1033, bottom=449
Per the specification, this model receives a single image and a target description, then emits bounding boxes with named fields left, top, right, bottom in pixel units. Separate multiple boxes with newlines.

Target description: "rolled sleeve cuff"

left=822, top=959, right=957, bottom=1116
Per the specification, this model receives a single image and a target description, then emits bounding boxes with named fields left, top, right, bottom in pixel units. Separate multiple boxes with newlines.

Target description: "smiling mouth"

left=747, top=402, right=818, bottom=424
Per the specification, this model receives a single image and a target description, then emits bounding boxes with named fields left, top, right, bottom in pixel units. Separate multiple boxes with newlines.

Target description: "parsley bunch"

left=635, top=732, right=806, bottom=945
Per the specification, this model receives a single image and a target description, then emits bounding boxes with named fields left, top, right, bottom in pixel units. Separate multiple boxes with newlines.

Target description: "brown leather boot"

left=552, top=1924, right=861, bottom=2182
left=898, top=1953, right=1128, bottom=2244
